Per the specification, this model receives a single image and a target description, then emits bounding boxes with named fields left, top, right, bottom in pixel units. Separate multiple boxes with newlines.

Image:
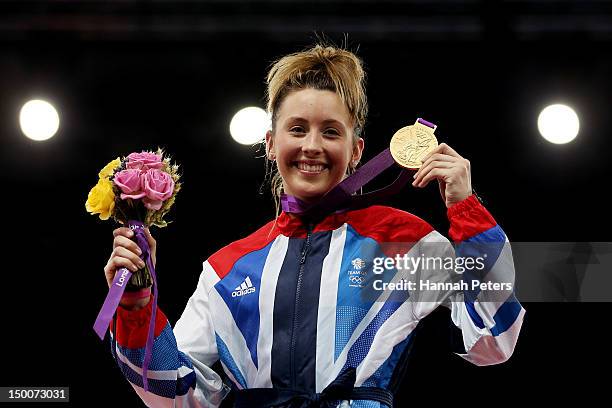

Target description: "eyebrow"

left=286, top=116, right=347, bottom=128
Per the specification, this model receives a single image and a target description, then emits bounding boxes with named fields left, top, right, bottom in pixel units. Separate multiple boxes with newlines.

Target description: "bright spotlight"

left=229, top=107, right=270, bottom=145
left=537, top=104, right=579, bottom=145
left=19, top=99, right=60, bottom=141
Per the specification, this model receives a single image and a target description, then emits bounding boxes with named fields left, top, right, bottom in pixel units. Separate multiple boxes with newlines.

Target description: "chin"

left=283, top=167, right=344, bottom=202
left=290, top=182, right=335, bottom=203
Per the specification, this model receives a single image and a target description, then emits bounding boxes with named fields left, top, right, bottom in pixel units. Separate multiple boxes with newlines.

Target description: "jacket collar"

left=275, top=210, right=350, bottom=237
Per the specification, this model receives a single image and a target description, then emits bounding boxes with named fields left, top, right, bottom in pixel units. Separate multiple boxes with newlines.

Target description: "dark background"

left=1, top=0, right=610, bottom=406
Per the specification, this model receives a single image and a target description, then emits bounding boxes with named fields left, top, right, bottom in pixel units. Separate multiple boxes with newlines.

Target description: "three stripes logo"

left=231, top=276, right=256, bottom=297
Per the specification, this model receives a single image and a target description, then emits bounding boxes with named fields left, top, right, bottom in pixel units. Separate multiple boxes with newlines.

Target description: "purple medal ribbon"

left=281, top=118, right=436, bottom=217
left=93, top=219, right=158, bottom=392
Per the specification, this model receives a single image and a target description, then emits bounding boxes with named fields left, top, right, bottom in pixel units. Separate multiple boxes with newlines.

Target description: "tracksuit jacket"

left=110, top=194, right=525, bottom=407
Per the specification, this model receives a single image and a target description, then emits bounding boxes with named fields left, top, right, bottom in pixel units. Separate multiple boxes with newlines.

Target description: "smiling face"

left=266, top=88, right=364, bottom=204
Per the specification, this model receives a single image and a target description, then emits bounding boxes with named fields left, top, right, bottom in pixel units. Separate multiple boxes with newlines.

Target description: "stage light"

left=229, top=107, right=270, bottom=145
left=19, top=99, right=60, bottom=141
left=537, top=104, right=579, bottom=144
left=19, top=100, right=60, bottom=141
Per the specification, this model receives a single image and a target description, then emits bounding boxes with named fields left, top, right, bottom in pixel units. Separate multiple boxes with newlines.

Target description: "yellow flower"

left=85, top=178, right=115, bottom=220
left=98, top=157, right=121, bottom=179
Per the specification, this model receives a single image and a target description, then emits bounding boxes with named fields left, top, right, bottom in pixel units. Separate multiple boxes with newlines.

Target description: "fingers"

left=113, top=235, right=142, bottom=255
left=437, top=143, right=460, bottom=158
left=414, top=143, right=470, bottom=188
left=105, top=256, right=139, bottom=277
left=113, top=227, right=134, bottom=239
left=414, top=158, right=471, bottom=189
left=420, top=153, right=456, bottom=164
left=412, top=161, right=454, bottom=187
left=111, top=225, right=156, bottom=271
left=111, top=227, right=142, bottom=269
left=412, top=156, right=455, bottom=185
left=113, top=226, right=156, bottom=252
left=415, top=168, right=454, bottom=188
left=113, top=246, right=145, bottom=269
left=420, top=143, right=461, bottom=164
left=104, top=247, right=144, bottom=285
left=413, top=152, right=456, bottom=186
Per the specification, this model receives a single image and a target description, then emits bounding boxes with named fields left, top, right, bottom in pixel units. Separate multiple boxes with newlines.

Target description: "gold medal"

left=389, top=118, right=439, bottom=169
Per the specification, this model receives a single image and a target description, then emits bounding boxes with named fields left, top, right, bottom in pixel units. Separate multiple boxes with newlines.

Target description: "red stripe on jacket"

left=208, top=219, right=281, bottom=279
left=447, top=194, right=497, bottom=243
left=112, top=295, right=168, bottom=349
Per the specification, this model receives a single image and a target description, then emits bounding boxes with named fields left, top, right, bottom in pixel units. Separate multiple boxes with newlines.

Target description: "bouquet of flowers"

left=86, top=148, right=181, bottom=290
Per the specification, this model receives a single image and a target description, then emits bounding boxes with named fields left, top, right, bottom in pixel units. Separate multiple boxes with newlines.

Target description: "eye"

left=289, top=126, right=306, bottom=134
left=324, top=128, right=340, bottom=136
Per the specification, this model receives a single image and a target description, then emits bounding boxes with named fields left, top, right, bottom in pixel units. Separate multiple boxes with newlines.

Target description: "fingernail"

left=138, top=260, right=145, bottom=268
left=413, top=173, right=417, bottom=179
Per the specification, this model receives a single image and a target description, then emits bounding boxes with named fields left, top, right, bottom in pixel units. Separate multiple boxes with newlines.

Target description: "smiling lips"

left=294, top=161, right=328, bottom=174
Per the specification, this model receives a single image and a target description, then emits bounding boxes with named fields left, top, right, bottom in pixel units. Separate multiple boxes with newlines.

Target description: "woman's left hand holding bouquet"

left=87, top=149, right=181, bottom=314
left=88, top=149, right=181, bottom=390
left=104, top=226, right=157, bottom=311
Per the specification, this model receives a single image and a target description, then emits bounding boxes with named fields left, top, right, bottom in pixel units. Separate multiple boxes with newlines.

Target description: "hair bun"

left=266, top=42, right=368, bottom=136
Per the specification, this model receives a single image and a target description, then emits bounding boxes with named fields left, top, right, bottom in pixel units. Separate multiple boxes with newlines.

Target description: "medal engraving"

left=390, top=119, right=438, bottom=169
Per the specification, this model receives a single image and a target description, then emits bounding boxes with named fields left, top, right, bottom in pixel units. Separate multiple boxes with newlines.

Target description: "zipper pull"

left=300, top=222, right=314, bottom=264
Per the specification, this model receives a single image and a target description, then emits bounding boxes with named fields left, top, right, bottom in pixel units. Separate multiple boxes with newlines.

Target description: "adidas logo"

left=231, top=276, right=256, bottom=297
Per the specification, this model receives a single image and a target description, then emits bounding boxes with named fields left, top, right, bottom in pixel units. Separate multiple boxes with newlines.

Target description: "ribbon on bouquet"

left=93, top=220, right=158, bottom=392
left=281, top=118, right=437, bottom=218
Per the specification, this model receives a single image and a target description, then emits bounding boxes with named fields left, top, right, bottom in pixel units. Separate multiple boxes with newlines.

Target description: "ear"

left=351, top=137, right=364, bottom=167
left=265, top=130, right=275, bottom=160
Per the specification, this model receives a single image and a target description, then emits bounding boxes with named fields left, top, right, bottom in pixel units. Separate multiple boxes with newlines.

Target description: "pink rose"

left=126, top=152, right=164, bottom=171
left=142, top=169, right=175, bottom=210
left=113, top=169, right=146, bottom=200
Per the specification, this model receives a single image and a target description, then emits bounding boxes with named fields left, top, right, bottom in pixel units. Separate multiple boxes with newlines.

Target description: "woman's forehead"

left=277, top=89, right=352, bottom=125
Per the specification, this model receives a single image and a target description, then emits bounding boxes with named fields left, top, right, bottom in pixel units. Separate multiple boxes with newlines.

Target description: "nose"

left=302, top=131, right=324, bottom=156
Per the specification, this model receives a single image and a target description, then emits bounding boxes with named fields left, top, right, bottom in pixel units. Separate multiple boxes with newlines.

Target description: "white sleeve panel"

left=173, top=261, right=231, bottom=407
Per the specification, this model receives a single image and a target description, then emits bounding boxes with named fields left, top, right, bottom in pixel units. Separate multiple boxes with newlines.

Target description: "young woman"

left=104, top=44, right=525, bottom=408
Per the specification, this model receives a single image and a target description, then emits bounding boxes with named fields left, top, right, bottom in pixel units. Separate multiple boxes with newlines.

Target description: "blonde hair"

left=264, top=42, right=368, bottom=216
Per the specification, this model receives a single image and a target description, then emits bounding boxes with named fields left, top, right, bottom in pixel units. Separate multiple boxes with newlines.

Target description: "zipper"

left=289, top=221, right=313, bottom=389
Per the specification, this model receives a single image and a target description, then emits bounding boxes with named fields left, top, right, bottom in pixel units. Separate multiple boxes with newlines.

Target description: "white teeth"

left=297, top=162, right=325, bottom=172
